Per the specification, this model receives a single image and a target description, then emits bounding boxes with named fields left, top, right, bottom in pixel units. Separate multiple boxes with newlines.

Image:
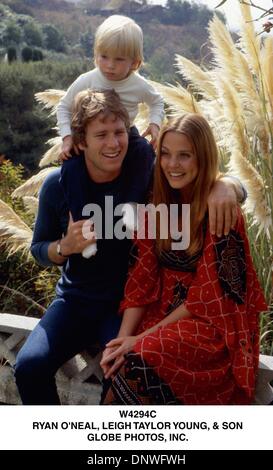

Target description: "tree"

left=32, top=49, right=44, bottom=61
left=0, top=61, right=89, bottom=172
left=22, top=46, right=33, bottom=62
left=23, top=0, right=44, bottom=6
left=0, top=160, right=58, bottom=315
left=23, top=21, right=43, bottom=48
left=0, top=62, right=54, bottom=170
left=2, top=21, right=21, bottom=47
left=80, top=30, right=94, bottom=58
left=7, top=47, right=17, bottom=63
left=146, top=47, right=174, bottom=83
left=42, top=24, right=66, bottom=53
left=163, top=0, right=214, bottom=27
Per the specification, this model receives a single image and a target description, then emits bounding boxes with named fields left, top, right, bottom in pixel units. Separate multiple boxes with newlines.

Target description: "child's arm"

left=141, top=78, right=164, bottom=148
left=56, top=72, right=92, bottom=141
left=142, top=123, right=160, bottom=149
left=61, top=135, right=73, bottom=160
left=60, top=135, right=80, bottom=161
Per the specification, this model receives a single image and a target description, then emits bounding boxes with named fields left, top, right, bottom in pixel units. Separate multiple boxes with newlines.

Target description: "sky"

left=148, top=0, right=272, bottom=32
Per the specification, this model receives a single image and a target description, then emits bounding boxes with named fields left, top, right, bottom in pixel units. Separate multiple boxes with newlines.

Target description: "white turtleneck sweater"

left=56, top=68, right=164, bottom=138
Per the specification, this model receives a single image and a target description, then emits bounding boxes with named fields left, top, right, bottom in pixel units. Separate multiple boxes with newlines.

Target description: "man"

left=14, top=89, right=245, bottom=404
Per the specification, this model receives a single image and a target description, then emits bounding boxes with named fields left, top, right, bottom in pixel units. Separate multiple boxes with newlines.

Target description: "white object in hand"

left=122, top=203, right=138, bottom=231
left=82, top=242, right=97, bottom=259
left=81, top=217, right=97, bottom=258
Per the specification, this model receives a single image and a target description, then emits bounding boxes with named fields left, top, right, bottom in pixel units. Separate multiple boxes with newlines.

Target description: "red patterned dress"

left=104, top=210, right=267, bottom=405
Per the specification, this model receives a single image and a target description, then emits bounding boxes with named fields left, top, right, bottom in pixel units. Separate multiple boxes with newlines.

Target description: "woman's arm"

left=100, top=306, right=146, bottom=377
left=101, top=235, right=161, bottom=377
left=101, top=303, right=191, bottom=378
left=117, top=306, right=146, bottom=337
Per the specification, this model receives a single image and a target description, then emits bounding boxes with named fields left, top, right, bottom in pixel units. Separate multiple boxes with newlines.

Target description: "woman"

left=100, top=114, right=267, bottom=405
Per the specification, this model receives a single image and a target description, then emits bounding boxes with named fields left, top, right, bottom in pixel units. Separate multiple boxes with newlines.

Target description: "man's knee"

left=14, top=349, right=51, bottom=384
left=14, top=347, right=61, bottom=405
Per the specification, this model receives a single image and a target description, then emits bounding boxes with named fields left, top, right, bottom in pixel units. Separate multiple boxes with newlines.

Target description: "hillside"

left=0, top=0, right=221, bottom=80
left=0, top=0, right=223, bottom=171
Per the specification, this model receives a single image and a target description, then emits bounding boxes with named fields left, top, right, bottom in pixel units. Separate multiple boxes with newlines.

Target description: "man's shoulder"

left=124, top=132, right=155, bottom=173
left=39, top=167, right=62, bottom=199
left=62, top=154, right=84, bottom=170
left=129, top=130, right=155, bottom=154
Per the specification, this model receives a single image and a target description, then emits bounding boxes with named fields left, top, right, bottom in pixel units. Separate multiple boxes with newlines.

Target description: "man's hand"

left=142, top=123, right=160, bottom=150
left=60, top=213, right=97, bottom=256
left=59, top=135, right=80, bottom=161
left=208, top=179, right=238, bottom=237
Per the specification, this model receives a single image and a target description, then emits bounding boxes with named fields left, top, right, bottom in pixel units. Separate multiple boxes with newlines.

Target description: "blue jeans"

left=14, top=295, right=121, bottom=404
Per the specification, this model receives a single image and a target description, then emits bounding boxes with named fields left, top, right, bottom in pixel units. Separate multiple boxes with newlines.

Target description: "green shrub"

left=0, top=160, right=58, bottom=317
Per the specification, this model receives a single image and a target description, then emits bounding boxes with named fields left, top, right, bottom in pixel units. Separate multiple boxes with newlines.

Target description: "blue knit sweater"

left=31, top=135, right=155, bottom=302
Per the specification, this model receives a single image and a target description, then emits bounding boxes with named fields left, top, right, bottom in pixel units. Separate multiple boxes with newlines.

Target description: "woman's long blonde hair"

left=153, top=113, right=219, bottom=255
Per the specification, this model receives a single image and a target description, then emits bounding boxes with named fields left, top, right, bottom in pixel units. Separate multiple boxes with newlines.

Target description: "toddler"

left=57, top=15, right=164, bottom=156
left=57, top=15, right=164, bottom=257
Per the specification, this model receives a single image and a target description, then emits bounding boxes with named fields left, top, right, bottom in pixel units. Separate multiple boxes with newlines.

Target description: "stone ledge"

left=254, top=354, right=273, bottom=405
left=0, top=312, right=103, bottom=405
left=0, top=313, right=272, bottom=405
left=0, top=366, right=102, bottom=405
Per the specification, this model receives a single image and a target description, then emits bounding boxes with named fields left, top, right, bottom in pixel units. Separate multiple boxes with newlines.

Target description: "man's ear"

left=78, top=142, right=86, bottom=151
